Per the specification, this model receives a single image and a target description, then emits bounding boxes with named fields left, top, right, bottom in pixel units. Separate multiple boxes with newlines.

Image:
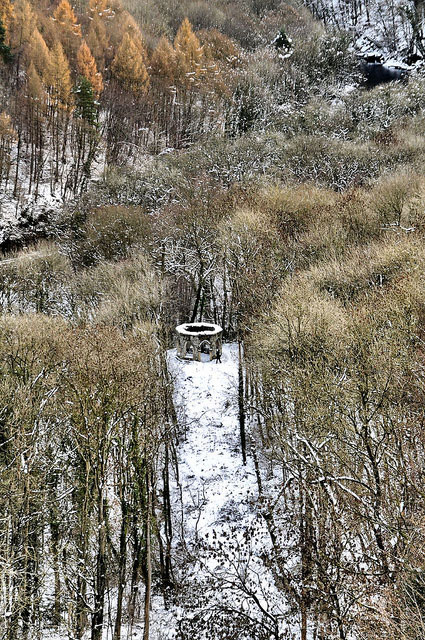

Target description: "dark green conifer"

left=74, top=76, right=98, bottom=125
left=0, top=18, right=12, bottom=63
left=273, top=28, right=292, bottom=52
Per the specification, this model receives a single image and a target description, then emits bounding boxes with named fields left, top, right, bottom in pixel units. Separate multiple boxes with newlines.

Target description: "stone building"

left=176, top=322, right=223, bottom=361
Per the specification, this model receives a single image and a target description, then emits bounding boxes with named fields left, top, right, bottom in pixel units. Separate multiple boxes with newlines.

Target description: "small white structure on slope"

left=176, top=322, right=223, bottom=361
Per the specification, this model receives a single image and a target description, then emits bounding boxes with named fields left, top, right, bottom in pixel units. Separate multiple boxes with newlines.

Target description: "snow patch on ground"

left=148, top=344, right=292, bottom=639
left=169, top=343, right=255, bottom=538
left=305, top=0, right=423, bottom=60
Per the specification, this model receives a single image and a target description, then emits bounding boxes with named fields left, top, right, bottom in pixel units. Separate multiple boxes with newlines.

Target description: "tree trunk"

left=238, top=339, right=247, bottom=465
left=143, top=471, right=152, bottom=640
left=92, top=490, right=106, bottom=640
left=191, top=265, right=204, bottom=322
left=113, top=497, right=128, bottom=640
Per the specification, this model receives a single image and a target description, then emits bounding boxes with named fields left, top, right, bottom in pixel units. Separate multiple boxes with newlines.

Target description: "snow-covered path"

left=43, top=343, right=291, bottom=640
left=150, top=344, right=291, bottom=640
left=169, top=343, right=257, bottom=540
left=150, top=343, right=263, bottom=639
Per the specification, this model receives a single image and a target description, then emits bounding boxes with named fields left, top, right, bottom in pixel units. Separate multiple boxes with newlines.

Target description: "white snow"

left=41, top=343, right=291, bottom=640
left=383, top=58, right=411, bottom=70
left=168, top=343, right=254, bottom=538
left=147, top=344, right=291, bottom=639
left=175, top=322, right=222, bottom=337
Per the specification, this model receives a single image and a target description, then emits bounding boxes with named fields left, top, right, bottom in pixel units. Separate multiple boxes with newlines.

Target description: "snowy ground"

left=168, top=343, right=255, bottom=541
left=148, top=344, right=291, bottom=640
left=149, top=343, right=262, bottom=638
left=43, top=343, right=292, bottom=640
left=0, top=139, right=107, bottom=248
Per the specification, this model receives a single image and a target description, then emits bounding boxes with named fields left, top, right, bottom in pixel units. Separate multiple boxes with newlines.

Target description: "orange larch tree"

left=54, top=0, right=82, bottom=37
left=0, top=0, right=13, bottom=42
left=53, top=0, right=82, bottom=62
left=46, top=41, right=73, bottom=186
left=87, top=0, right=113, bottom=72
left=77, top=40, right=103, bottom=97
left=150, top=35, right=176, bottom=85
left=26, top=61, right=48, bottom=194
left=10, top=0, right=35, bottom=51
left=26, top=29, right=51, bottom=80
left=27, top=61, right=47, bottom=105
left=47, top=41, right=73, bottom=110
left=0, top=110, right=16, bottom=186
left=174, top=17, right=204, bottom=87
left=111, top=32, right=149, bottom=94
left=87, top=16, right=109, bottom=72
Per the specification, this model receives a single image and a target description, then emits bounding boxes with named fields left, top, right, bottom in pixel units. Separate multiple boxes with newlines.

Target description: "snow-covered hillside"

left=304, top=0, right=425, bottom=61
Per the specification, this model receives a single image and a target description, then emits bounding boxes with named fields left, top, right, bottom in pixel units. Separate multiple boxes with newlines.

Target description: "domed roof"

left=176, top=322, right=222, bottom=337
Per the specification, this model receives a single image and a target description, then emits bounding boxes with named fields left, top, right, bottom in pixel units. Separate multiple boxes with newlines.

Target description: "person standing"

left=216, top=344, right=222, bottom=363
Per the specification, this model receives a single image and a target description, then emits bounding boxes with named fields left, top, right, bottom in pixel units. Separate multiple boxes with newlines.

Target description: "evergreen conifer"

left=74, top=76, right=97, bottom=124
left=0, top=17, right=11, bottom=62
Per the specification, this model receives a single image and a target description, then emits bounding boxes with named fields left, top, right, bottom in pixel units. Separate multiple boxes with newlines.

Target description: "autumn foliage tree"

left=0, top=110, right=16, bottom=186
left=0, top=0, right=13, bottom=42
left=174, top=17, right=204, bottom=86
left=111, top=31, right=149, bottom=93
left=26, top=29, right=50, bottom=79
left=77, top=40, right=103, bottom=97
left=10, top=0, right=34, bottom=51
left=54, top=0, right=82, bottom=39
left=25, top=62, right=48, bottom=195
left=150, top=36, right=176, bottom=84
left=47, top=41, right=72, bottom=111
left=87, top=18, right=109, bottom=71
left=106, top=28, right=151, bottom=162
left=46, top=42, right=73, bottom=186
left=53, top=0, right=82, bottom=62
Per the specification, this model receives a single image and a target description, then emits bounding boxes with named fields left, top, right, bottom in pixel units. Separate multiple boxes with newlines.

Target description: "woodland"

left=1, top=0, right=425, bottom=639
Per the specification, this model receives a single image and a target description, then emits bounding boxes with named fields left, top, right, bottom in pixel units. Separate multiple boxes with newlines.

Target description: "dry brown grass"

left=307, top=234, right=425, bottom=303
